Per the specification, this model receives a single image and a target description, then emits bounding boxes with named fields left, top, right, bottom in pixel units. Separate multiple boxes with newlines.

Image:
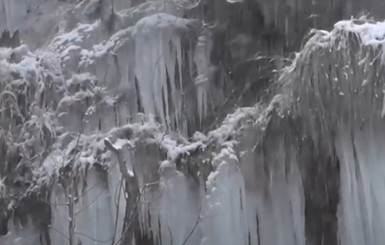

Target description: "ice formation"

left=2, top=0, right=385, bottom=245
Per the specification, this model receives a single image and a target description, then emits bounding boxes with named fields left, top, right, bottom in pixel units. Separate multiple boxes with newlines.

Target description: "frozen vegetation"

left=1, top=0, right=385, bottom=245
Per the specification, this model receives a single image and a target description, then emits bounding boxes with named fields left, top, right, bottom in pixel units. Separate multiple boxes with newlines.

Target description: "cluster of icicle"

left=286, top=19, right=385, bottom=245
left=2, top=1, right=385, bottom=245
left=0, top=0, right=216, bottom=134
left=0, top=0, right=217, bottom=244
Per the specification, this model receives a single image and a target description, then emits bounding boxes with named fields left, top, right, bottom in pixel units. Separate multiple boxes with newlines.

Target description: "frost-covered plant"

left=0, top=48, right=63, bottom=192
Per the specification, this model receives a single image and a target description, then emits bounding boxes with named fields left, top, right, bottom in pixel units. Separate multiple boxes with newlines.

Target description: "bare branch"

left=181, top=207, right=201, bottom=245
left=104, top=138, right=134, bottom=183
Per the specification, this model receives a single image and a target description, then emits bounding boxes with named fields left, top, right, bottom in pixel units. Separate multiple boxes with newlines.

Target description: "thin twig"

left=181, top=207, right=201, bottom=245
left=111, top=177, right=123, bottom=245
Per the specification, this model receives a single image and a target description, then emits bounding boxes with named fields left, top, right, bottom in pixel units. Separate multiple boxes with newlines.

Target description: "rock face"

left=1, top=1, right=385, bottom=245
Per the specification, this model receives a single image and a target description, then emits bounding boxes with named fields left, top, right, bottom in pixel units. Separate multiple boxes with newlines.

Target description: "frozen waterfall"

left=2, top=1, right=385, bottom=245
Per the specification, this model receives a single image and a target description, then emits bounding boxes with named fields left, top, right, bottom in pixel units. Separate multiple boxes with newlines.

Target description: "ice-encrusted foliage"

left=277, top=20, right=385, bottom=245
left=0, top=45, right=61, bottom=244
left=0, top=46, right=61, bottom=186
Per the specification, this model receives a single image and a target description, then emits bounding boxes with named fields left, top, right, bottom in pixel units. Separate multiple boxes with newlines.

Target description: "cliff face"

left=1, top=1, right=385, bottom=245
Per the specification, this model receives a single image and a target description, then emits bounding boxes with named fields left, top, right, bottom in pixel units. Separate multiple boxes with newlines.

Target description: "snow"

left=42, top=150, right=65, bottom=177
left=334, top=20, right=385, bottom=45
left=207, top=106, right=261, bottom=143
left=50, top=21, right=101, bottom=53
left=160, top=136, right=203, bottom=161
left=227, top=0, right=244, bottom=3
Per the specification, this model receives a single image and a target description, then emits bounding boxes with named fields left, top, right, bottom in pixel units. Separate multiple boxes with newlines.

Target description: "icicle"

left=193, top=32, right=213, bottom=124
left=138, top=158, right=202, bottom=245
left=286, top=19, right=385, bottom=245
left=133, top=13, right=194, bottom=131
left=201, top=147, right=248, bottom=245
